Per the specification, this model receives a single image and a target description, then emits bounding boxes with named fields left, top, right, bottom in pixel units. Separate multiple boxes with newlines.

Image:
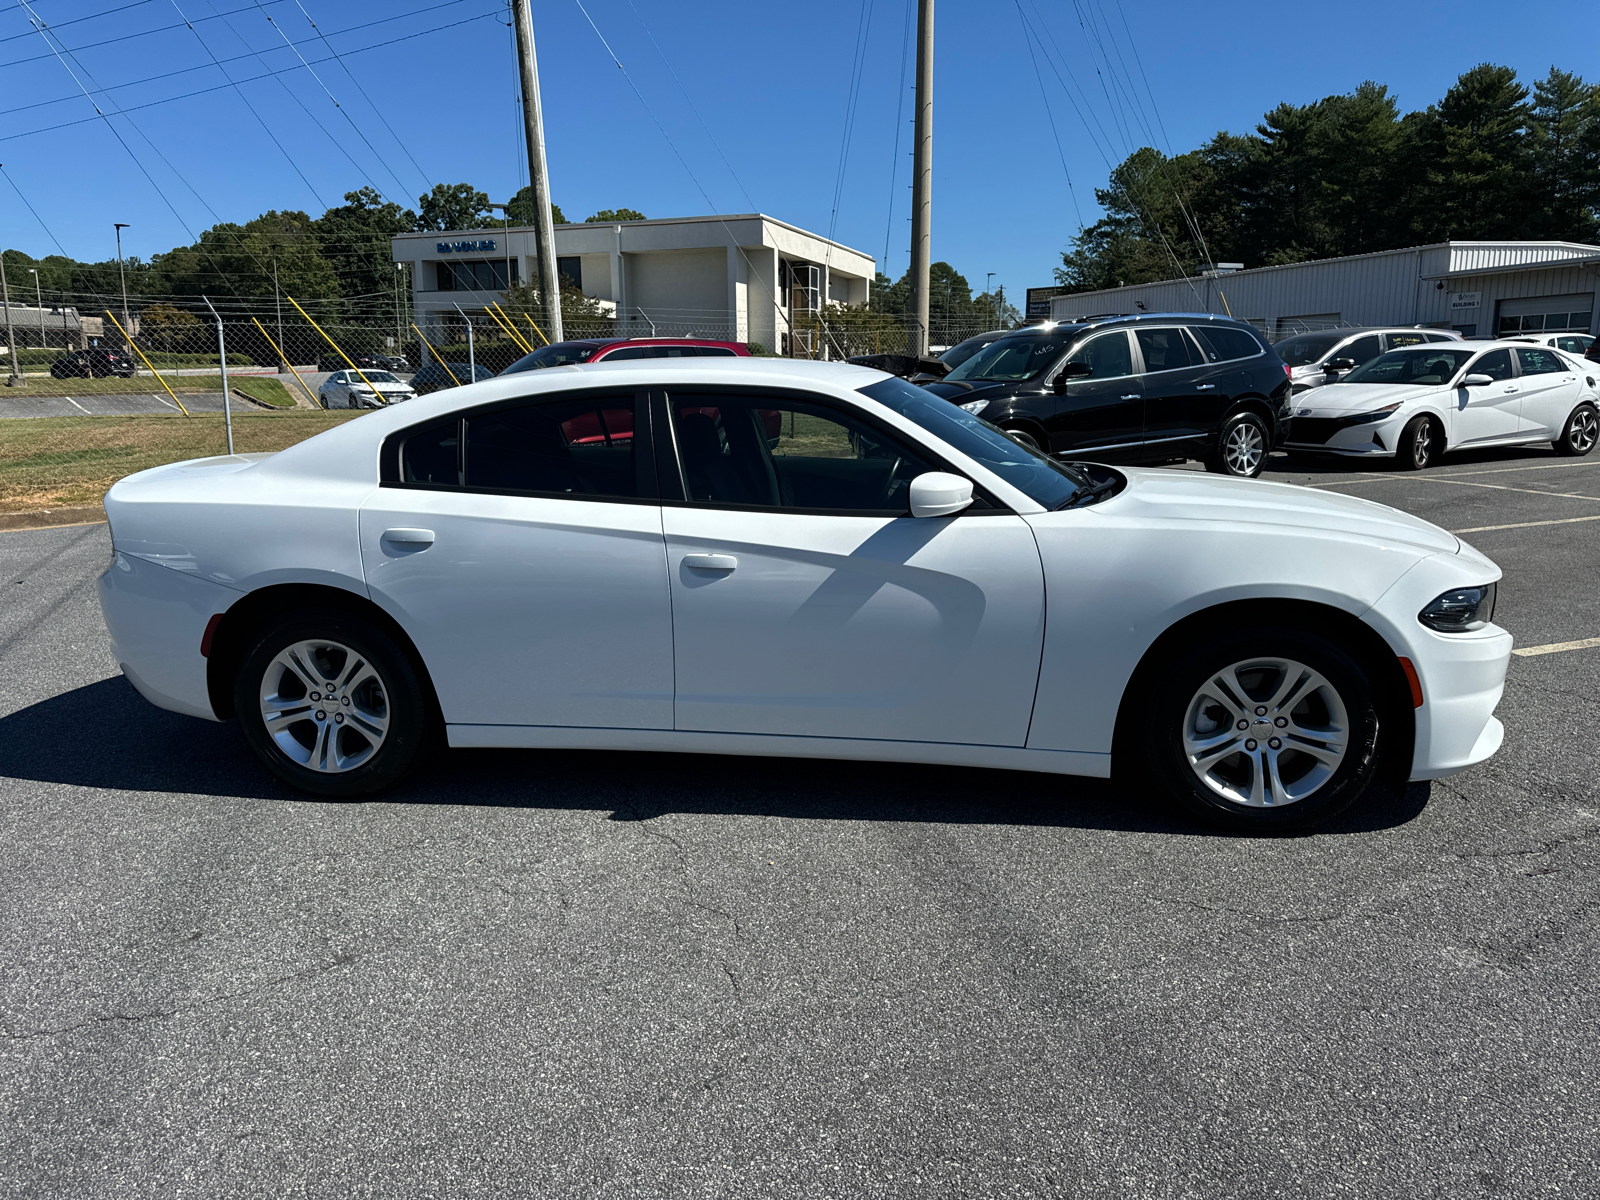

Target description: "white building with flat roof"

left=392, top=213, right=875, bottom=355
left=1049, top=241, right=1600, bottom=340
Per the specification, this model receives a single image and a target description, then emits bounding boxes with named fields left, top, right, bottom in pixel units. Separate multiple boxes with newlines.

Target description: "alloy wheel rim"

left=1181, top=657, right=1349, bottom=807
left=1571, top=409, right=1598, bottom=453
left=258, top=639, right=389, bottom=773
left=1413, top=421, right=1432, bottom=466
left=1224, top=422, right=1264, bottom=475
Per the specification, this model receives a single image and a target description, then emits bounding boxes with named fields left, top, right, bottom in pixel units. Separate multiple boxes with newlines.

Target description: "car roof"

left=1279, top=326, right=1460, bottom=338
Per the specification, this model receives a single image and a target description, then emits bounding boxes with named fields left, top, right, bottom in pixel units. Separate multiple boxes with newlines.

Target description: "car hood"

left=1292, top=381, right=1442, bottom=414
left=1087, top=467, right=1460, bottom=555
left=923, top=378, right=1027, bottom=403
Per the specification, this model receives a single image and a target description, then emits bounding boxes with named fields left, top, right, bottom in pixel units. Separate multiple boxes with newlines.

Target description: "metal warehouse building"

left=1049, top=241, right=1600, bottom=340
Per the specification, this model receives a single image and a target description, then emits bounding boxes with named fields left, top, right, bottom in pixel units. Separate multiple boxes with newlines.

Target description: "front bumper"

left=1284, top=412, right=1405, bottom=457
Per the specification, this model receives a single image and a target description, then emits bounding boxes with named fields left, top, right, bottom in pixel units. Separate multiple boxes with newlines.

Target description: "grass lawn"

left=231, top=376, right=298, bottom=407
left=0, top=410, right=362, bottom=512
left=7, top=373, right=235, bottom=397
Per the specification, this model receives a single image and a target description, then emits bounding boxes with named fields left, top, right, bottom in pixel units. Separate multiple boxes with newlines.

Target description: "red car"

left=500, top=337, right=752, bottom=375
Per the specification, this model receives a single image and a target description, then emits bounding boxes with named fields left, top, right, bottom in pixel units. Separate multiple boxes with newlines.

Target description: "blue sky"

left=3, top=0, right=1597, bottom=301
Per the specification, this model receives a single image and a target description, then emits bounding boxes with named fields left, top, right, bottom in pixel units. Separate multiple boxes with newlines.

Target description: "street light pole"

left=1, top=252, right=22, bottom=387
left=113, top=223, right=131, bottom=341
left=273, top=259, right=287, bottom=374
left=29, top=268, right=44, bottom=349
left=986, top=272, right=994, bottom=327
left=203, top=295, right=234, bottom=455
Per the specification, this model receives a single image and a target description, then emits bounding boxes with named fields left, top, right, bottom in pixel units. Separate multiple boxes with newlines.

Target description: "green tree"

left=416, top=182, right=495, bottom=231
left=586, top=208, right=646, bottom=223
left=151, top=210, right=340, bottom=308
left=1420, top=64, right=1536, bottom=239
left=1529, top=67, right=1600, bottom=242
left=506, top=185, right=567, bottom=226
left=314, top=188, right=417, bottom=323
left=140, top=302, right=201, bottom=350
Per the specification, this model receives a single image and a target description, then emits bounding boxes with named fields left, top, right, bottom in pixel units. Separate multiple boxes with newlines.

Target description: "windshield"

left=942, top=330, right=1073, bottom=383
left=1342, top=347, right=1476, bottom=386
left=357, top=371, right=398, bottom=384
left=502, top=343, right=601, bottom=374
left=1273, top=333, right=1346, bottom=366
left=940, top=333, right=1003, bottom=371
left=858, top=377, right=1089, bottom=509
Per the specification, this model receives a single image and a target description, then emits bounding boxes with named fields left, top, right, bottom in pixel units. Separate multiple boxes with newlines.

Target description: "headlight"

left=1345, top=403, right=1403, bottom=425
left=959, top=399, right=988, bottom=414
left=1418, top=583, right=1496, bottom=632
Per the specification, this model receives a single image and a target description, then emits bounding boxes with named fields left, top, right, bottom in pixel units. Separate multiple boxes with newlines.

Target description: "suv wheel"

left=1141, top=628, right=1382, bottom=832
left=1205, top=412, right=1268, bottom=478
left=234, top=609, right=434, bottom=797
left=1554, top=403, right=1598, bottom=457
left=1001, top=426, right=1043, bottom=452
left=1396, top=415, right=1437, bottom=470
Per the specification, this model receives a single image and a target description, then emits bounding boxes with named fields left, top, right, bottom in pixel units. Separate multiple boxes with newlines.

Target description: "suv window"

left=668, top=393, right=934, bottom=513
left=1063, top=331, right=1133, bottom=379
left=466, top=397, right=638, bottom=497
left=1135, top=328, right=1194, bottom=372
left=1339, top=334, right=1382, bottom=365
left=1188, top=325, right=1261, bottom=363
left=1516, top=348, right=1566, bottom=376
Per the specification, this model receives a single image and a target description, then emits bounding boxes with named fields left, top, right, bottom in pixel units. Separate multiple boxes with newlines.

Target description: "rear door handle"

left=1195, top=384, right=1216, bottom=391
left=382, top=528, right=435, bottom=545
left=1121, top=393, right=1140, bottom=400
left=683, top=553, right=737, bottom=571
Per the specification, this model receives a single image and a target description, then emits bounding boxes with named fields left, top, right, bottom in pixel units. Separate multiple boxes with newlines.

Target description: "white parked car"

left=1504, top=330, right=1595, bottom=356
left=98, top=359, right=1511, bottom=831
left=1275, top=327, right=1462, bottom=394
left=1285, top=340, right=1599, bottom=469
left=318, top=369, right=415, bottom=409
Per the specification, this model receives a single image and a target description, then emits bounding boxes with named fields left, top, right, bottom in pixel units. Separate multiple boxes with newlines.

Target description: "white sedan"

left=1285, top=340, right=1599, bottom=468
left=98, top=359, right=1511, bottom=831
left=318, top=369, right=416, bottom=409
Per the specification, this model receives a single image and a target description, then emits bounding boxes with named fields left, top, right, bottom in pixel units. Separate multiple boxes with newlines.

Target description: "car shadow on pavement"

left=0, top=675, right=1431, bottom=836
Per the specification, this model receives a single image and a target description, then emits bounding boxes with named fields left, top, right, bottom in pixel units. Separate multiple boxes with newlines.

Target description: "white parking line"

left=1512, top=637, right=1600, bottom=658
left=1314, top=474, right=1600, bottom=503
left=1453, top=514, right=1600, bottom=534
left=1305, top=459, right=1600, bottom=487
left=66, top=397, right=90, bottom=414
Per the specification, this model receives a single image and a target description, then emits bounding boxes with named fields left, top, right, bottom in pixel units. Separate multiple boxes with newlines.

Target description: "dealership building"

left=391, top=214, right=874, bottom=355
left=1048, top=241, right=1600, bottom=340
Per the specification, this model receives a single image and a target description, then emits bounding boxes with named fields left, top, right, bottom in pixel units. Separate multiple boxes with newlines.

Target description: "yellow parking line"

left=1512, top=637, right=1600, bottom=658
left=1453, top=514, right=1600, bottom=534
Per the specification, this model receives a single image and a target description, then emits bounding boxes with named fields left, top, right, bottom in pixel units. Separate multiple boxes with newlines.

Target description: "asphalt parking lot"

left=2, top=446, right=1597, bottom=1198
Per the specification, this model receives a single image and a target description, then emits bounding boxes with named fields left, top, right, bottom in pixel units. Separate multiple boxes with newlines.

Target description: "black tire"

left=1553, top=403, right=1598, bottom=457
left=1140, top=627, right=1382, bottom=833
left=1204, top=412, right=1269, bottom=478
left=1395, top=414, right=1438, bottom=470
left=233, top=608, right=433, bottom=797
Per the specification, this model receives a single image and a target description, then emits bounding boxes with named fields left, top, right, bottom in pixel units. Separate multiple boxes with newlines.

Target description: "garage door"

left=1497, top=292, right=1595, bottom=335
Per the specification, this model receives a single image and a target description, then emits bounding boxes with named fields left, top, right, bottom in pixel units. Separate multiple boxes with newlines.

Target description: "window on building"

left=436, top=259, right=520, bottom=291
left=557, top=257, right=583, bottom=290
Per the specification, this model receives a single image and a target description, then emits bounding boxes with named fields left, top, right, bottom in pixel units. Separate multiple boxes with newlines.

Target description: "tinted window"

left=400, top=419, right=460, bottom=486
left=604, top=345, right=715, bottom=361
left=1273, top=332, right=1344, bottom=366
left=1424, top=333, right=1455, bottom=342
left=1343, top=348, right=1477, bottom=385
left=693, top=347, right=737, bottom=357
left=1064, top=331, right=1133, bottom=379
left=502, top=344, right=599, bottom=374
left=465, top=398, right=637, bottom=498
left=1135, top=328, right=1194, bottom=372
left=941, top=333, right=1003, bottom=370
left=669, top=394, right=934, bottom=513
left=1517, top=348, right=1566, bottom=376
left=943, top=330, right=1073, bottom=382
left=1555, top=335, right=1591, bottom=353
left=1386, top=332, right=1429, bottom=350
left=1188, top=325, right=1262, bottom=362
left=1340, top=335, right=1382, bottom=365
left=1470, top=349, right=1514, bottom=382
left=857, top=376, right=1087, bottom=510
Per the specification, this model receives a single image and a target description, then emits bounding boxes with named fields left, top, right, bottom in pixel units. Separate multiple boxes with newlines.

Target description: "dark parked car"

left=50, top=347, right=136, bottom=379
left=501, top=337, right=751, bottom=375
left=922, top=313, right=1293, bottom=478
left=317, top=352, right=397, bottom=372
left=408, top=363, right=495, bottom=395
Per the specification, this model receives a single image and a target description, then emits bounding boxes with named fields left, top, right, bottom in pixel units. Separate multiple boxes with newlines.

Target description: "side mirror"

left=1054, top=360, right=1092, bottom=394
left=908, top=472, right=974, bottom=518
left=1324, top=357, right=1357, bottom=374
left=1462, top=373, right=1494, bottom=387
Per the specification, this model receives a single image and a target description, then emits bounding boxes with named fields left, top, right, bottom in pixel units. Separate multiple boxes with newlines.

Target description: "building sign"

left=1449, top=291, right=1482, bottom=312
left=437, top=239, right=496, bottom=254
left=1026, top=285, right=1069, bottom=319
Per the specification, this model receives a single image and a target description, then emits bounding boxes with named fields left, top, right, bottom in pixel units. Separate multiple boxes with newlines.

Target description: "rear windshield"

left=1273, top=333, right=1345, bottom=366
left=943, top=330, right=1073, bottom=383
left=502, top=344, right=601, bottom=374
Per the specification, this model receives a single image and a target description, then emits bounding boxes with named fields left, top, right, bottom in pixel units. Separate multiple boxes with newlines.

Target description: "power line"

left=825, top=0, right=875, bottom=244
left=0, top=162, right=70, bottom=256
left=0, top=0, right=155, bottom=46
left=0, top=0, right=291, bottom=70
left=1014, top=0, right=1082, bottom=233
left=880, top=0, right=911, bottom=278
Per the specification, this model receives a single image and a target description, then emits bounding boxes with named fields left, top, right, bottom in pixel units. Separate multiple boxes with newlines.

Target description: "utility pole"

left=906, top=0, right=933, bottom=356
left=510, top=0, right=563, bottom=342
left=29, top=268, right=44, bottom=349
left=986, top=272, right=995, bottom=327
left=394, top=263, right=405, bottom=356
left=113, top=223, right=131, bottom=343
left=1, top=252, right=22, bottom=387
left=273, top=259, right=287, bottom=374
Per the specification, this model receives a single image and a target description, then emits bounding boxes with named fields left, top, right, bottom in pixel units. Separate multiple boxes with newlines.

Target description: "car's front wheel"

left=1554, top=403, right=1598, bottom=457
left=234, top=610, right=433, bottom=797
left=1395, top=414, right=1437, bottom=470
left=1140, top=628, right=1382, bottom=832
left=1205, top=412, right=1269, bottom=478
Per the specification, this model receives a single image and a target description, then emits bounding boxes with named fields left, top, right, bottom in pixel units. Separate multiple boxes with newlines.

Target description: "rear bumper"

left=98, top=550, right=238, bottom=721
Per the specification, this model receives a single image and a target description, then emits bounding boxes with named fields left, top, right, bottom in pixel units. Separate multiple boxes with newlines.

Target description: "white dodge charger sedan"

left=1286, top=340, right=1599, bottom=469
left=98, top=359, right=1512, bottom=831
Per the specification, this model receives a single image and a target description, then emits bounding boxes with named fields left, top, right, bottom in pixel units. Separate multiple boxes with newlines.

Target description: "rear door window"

left=1187, top=325, right=1262, bottom=362
left=466, top=397, right=640, bottom=498
left=1516, top=348, right=1566, bottom=376
left=1339, top=335, right=1382, bottom=365
left=1134, top=328, right=1195, bottom=372
left=400, top=419, right=461, bottom=486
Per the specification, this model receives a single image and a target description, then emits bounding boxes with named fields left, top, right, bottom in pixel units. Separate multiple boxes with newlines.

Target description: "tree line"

left=1057, top=64, right=1600, bottom=293
left=1, top=184, right=645, bottom=325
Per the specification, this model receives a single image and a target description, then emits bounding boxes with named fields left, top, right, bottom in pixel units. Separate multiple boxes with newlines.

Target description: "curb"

left=0, top=505, right=106, bottom=532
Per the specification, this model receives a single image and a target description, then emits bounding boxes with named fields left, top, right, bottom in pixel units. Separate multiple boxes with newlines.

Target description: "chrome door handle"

left=1503, top=387, right=1519, bottom=393
left=1120, top=393, right=1140, bottom=400
left=382, top=528, right=434, bottom=545
left=683, top=553, right=737, bottom=571
left=1195, top=384, right=1216, bottom=390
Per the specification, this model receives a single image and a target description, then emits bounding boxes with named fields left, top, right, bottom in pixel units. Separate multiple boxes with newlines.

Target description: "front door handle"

left=683, top=553, right=737, bottom=571
left=1121, top=393, right=1140, bottom=400
left=1195, top=383, right=1216, bottom=390
left=382, top=528, right=434, bottom=545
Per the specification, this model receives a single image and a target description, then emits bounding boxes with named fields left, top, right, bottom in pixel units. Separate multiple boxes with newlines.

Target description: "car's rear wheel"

left=1205, top=412, right=1269, bottom=478
left=234, top=610, right=433, bottom=797
left=1140, top=628, right=1382, bottom=832
left=1395, top=415, right=1437, bottom=470
left=1554, top=403, right=1598, bottom=457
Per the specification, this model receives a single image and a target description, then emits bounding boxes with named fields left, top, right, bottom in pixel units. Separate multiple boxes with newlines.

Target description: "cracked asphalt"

left=2, top=445, right=1598, bottom=1198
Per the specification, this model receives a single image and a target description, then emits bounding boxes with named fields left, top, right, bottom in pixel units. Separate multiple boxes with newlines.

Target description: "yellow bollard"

left=283, top=295, right=390, bottom=403
left=250, top=317, right=319, bottom=407
left=411, top=323, right=461, bottom=387
left=104, top=310, right=190, bottom=416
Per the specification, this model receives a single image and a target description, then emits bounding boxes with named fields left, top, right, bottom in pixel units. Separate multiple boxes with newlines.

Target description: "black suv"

left=922, top=314, right=1292, bottom=477
left=50, top=347, right=136, bottom=379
